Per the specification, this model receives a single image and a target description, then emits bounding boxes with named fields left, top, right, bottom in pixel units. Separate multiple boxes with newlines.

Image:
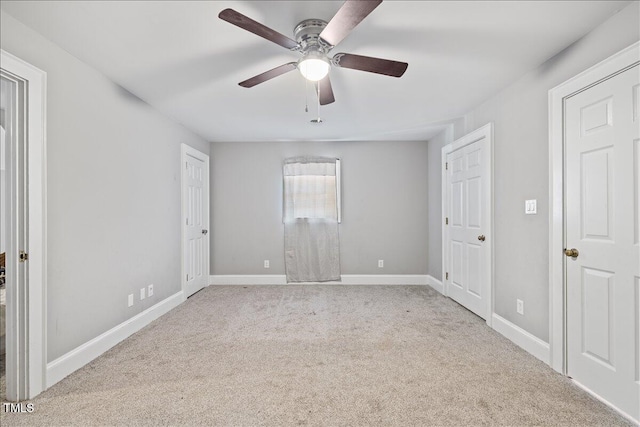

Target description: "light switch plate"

left=525, top=199, right=537, bottom=215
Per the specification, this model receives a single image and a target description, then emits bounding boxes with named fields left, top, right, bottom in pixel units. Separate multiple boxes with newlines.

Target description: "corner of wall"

left=46, top=291, right=185, bottom=389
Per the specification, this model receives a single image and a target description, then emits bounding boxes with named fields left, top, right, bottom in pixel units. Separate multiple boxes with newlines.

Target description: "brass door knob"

left=564, top=248, right=579, bottom=258
left=478, top=235, right=486, bottom=241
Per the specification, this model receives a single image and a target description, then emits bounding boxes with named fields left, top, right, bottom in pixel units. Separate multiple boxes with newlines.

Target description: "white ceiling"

left=1, top=1, right=631, bottom=142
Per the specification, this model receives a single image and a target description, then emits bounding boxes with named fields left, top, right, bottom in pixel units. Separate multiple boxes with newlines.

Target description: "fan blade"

left=332, top=53, right=407, bottom=77
left=239, top=62, right=297, bottom=88
left=219, top=9, right=300, bottom=50
left=317, top=75, right=336, bottom=105
left=319, top=0, right=382, bottom=47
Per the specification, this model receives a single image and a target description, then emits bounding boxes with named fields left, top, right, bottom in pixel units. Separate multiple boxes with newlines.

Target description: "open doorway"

left=0, top=50, right=47, bottom=401
left=0, top=75, right=8, bottom=399
left=1, top=60, right=27, bottom=402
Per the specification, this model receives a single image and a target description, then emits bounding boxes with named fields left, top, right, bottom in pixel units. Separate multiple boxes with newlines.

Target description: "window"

left=283, top=157, right=341, bottom=223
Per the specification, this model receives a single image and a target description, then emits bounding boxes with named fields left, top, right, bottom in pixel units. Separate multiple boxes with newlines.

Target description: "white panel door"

left=444, top=126, right=492, bottom=320
left=565, top=64, right=639, bottom=420
left=183, top=149, right=208, bottom=297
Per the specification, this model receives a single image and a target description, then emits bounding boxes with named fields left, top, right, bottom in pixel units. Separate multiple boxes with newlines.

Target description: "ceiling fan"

left=218, top=0, right=408, bottom=106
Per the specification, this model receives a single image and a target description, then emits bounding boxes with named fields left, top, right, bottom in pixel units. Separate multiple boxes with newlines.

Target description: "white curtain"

left=283, top=157, right=341, bottom=282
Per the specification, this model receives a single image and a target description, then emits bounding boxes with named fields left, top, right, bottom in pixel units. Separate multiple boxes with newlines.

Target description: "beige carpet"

left=1, top=285, right=633, bottom=426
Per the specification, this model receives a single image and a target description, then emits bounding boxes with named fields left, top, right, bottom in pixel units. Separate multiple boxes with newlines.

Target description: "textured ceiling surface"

left=0, top=1, right=631, bottom=142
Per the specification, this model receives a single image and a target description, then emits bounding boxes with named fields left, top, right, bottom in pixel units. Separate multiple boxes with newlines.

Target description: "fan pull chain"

left=304, top=78, right=309, bottom=113
left=314, top=82, right=322, bottom=123
left=308, top=81, right=322, bottom=123
left=317, top=82, right=321, bottom=121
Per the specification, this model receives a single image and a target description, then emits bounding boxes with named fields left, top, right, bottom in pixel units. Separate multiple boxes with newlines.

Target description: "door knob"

left=564, top=248, right=579, bottom=258
left=202, top=229, right=208, bottom=235
left=478, top=235, right=486, bottom=241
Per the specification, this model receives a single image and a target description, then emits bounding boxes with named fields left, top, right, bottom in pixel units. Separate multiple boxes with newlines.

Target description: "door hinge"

left=19, top=251, right=29, bottom=262
left=445, top=162, right=448, bottom=170
left=445, top=217, right=449, bottom=225
left=446, top=272, right=449, bottom=280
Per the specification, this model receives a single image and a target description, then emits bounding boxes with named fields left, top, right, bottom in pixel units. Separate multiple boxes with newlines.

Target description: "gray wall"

left=426, top=2, right=639, bottom=342
left=210, top=140, right=429, bottom=275
left=1, top=11, right=210, bottom=361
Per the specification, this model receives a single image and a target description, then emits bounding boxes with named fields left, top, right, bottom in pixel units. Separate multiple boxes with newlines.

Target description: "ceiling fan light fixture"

left=220, top=1, right=406, bottom=105
left=298, top=56, right=330, bottom=82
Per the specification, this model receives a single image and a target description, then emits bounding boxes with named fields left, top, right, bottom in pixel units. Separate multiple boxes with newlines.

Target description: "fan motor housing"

left=294, top=19, right=329, bottom=52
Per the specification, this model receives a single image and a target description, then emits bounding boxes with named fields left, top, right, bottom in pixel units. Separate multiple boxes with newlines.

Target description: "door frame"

left=1, top=49, right=47, bottom=399
left=548, top=41, right=640, bottom=375
left=180, top=144, right=210, bottom=299
left=441, top=123, right=494, bottom=325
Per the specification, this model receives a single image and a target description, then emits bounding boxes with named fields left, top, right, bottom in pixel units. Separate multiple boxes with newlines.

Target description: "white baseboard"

left=571, top=379, right=639, bottom=425
left=209, top=274, right=429, bottom=286
left=491, top=313, right=550, bottom=364
left=426, top=275, right=444, bottom=294
left=46, top=291, right=184, bottom=388
left=211, top=275, right=286, bottom=285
